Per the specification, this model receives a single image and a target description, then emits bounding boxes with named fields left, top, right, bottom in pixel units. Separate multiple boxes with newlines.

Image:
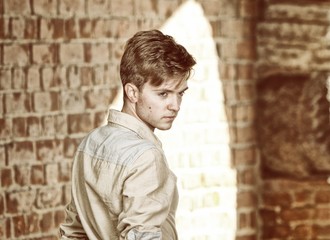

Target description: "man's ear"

left=124, top=83, right=139, bottom=103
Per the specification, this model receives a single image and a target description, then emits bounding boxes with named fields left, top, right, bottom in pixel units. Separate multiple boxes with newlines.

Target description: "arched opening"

left=158, top=1, right=236, bottom=239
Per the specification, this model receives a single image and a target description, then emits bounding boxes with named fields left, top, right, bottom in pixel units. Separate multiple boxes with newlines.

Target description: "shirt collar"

left=107, top=109, right=162, bottom=148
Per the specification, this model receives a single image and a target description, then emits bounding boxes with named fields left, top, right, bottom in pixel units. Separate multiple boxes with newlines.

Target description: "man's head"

left=120, top=29, right=196, bottom=92
left=120, top=30, right=196, bottom=131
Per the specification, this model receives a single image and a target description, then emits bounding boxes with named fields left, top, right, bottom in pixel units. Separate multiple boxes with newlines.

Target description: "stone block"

left=40, top=19, right=64, bottom=39
left=6, top=189, right=36, bottom=213
left=0, top=69, right=12, bottom=90
left=12, top=117, right=27, bottom=137
left=59, top=43, right=84, bottom=64
left=27, top=66, right=41, bottom=90
left=7, top=141, right=35, bottom=165
left=59, top=0, right=85, bottom=17
left=68, top=113, right=92, bottom=134
left=3, top=44, right=29, bottom=66
left=14, top=164, right=30, bottom=186
left=33, top=91, right=59, bottom=112
left=33, top=0, right=57, bottom=16
left=45, top=163, right=58, bottom=185
left=60, top=90, right=85, bottom=112
left=36, top=186, right=62, bottom=208
left=12, top=68, right=25, bottom=89
left=31, top=164, right=44, bottom=185
left=4, top=0, right=30, bottom=15
left=33, top=44, right=56, bottom=64
left=87, top=0, right=110, bottom=16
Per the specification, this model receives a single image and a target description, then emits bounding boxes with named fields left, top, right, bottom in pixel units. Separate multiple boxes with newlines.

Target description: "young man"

left=59, top=29, right=196, bottom=240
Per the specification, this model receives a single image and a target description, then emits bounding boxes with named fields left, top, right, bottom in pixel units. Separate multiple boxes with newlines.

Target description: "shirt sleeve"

left=117, top=147, right=177, bottom=240
left=59, top=199, right=88, bottom=240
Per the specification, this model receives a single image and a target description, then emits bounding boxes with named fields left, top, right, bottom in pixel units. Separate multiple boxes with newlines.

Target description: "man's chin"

left=157, top=125, right=172, bottom=131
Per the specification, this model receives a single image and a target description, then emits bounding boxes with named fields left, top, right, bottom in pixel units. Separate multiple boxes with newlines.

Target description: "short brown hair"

left=120, top=29, right=196, bottom=90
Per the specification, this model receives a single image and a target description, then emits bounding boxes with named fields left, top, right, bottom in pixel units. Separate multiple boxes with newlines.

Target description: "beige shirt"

left=59, top=110, right=179, bottom=240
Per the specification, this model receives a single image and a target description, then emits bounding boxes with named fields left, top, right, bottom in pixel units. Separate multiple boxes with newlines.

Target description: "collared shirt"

left=59, top=109, right=179, bottom=240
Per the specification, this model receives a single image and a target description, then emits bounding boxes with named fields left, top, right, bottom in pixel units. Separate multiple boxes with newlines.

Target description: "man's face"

left=136, top=78, right=188, bottom=131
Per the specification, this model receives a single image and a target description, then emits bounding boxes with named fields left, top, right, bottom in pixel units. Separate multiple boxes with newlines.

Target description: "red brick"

left=37, top=186, right=62, bottom=208
left=80, top=66, right=93, bottom=86
left=12, top=117, right=27, bottom=137
left=67, top=66, right=80, bottom=88
left=1, top=168, right=12, bottom=187
left=239, top=0, right=259, bottom=18
left=33, top=91, right=59, bottom=112
left=63, top=138, right=80, bottom=158
left=55, top=115, right=67, bottom=135
left=36, top=140, right=53, bottom=161
left=54, top=209, right=65, bottom=226
left=14, top=164, right=30, bottom=186
left=59, top=43, right=84, bottom=64
left=44, top=163, right=58, bottom=185
left=33, top=44, right=57, bottom=64
left=262, top=224, right=291, bottom=239
left=64, top=18, right=77, bottom=39
left=237, top=82, right=256, bottom=102
left=200, top=0, right=236, bottom=17
left=24, top=18, right=38, bottom=39
left=27, top=66, right=41, bottom=90
left=315, top=190, right=330, bottom=203
left=33, top=0, right=57, bottom=16
left=239, top=210, right=257, bottom=229
left=31, top=164, right=44, bottom=185
left=40, top=19, right=64, bottom=39
left=41, top=115, right=55, bottom=136
left=111, top=18, right=137, bottom=39
left=0, top=118, right=12, bottom=141
left=3, top=44, right=30, bottom=66
left=237, top=167, right=256, bottom=185
left=0, top=217, right=11, bottom=239
left=0, top=68, right=12, bottom=90
left=0, top=145, right=6, bottom=166
left=87, top=43, right=110, bottom=63
left=0, top=18, right=4, bottom=38
left=260, top=208, right=277, bottom=225
left=280, top=208, right=315, bottom=222
left=238, top=63, right=254, bottom=80
left=68, top=113, right=92, bottom=134
left=4, top=0, right=30, bottom=15
left=59, top=0, right=85, bottom=16
left=12, top=68, right=26, bottom=89
left=58, top=161, right=71, bottom=182
left=87, top=0, right=110, bottom=16
left=27, top=116, right=41, bottom=137
left=13, top=215, right=26, bottom=237
left=262, top=192, right=292, bottom=208
left=11, top=17, right=24, bottom=39
left=7, top=141, right=35, bottom=165
left=111, top=0, right=133, bottom=16
left=61, top=90, right=85, bottom=111
left=237, top=190, right=257, bottom=207
left=0, top=193, right=4, bottom=215
left=26, top=212, right=40, bottom=234
left=237, top=40, right=256, bottom=60
left=40, top=211, right=53, bottom=233
left=157, top=0, right=180, bottom=18
left=236, top=125, right=256, bottom=143
left=221, top=19, right=255, bottom=39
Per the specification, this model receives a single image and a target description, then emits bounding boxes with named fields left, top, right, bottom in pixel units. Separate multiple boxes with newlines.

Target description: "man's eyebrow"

left=155, top=86, right=189, bottom=93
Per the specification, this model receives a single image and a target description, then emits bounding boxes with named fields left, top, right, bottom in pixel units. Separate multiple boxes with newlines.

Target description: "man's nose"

left=168, top=95, right=181, bottom=111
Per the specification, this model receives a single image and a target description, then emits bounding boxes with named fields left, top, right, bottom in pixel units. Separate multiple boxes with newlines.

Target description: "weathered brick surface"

left=1, top=0, right=328, bottom=240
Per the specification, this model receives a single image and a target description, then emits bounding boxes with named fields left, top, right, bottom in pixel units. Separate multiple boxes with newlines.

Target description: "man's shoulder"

left=77, top=124, right=159, bottom=165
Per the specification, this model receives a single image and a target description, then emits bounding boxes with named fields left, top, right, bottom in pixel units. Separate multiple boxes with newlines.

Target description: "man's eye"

left=179, top=91, right=186, bottom=96
left=159, top=92, right=168, bottom=97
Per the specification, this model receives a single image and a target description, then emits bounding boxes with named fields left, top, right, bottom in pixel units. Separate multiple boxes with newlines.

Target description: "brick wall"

left=2, top=0, right=329, bottom=240
left=257, top=0, right=330, bottom=239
